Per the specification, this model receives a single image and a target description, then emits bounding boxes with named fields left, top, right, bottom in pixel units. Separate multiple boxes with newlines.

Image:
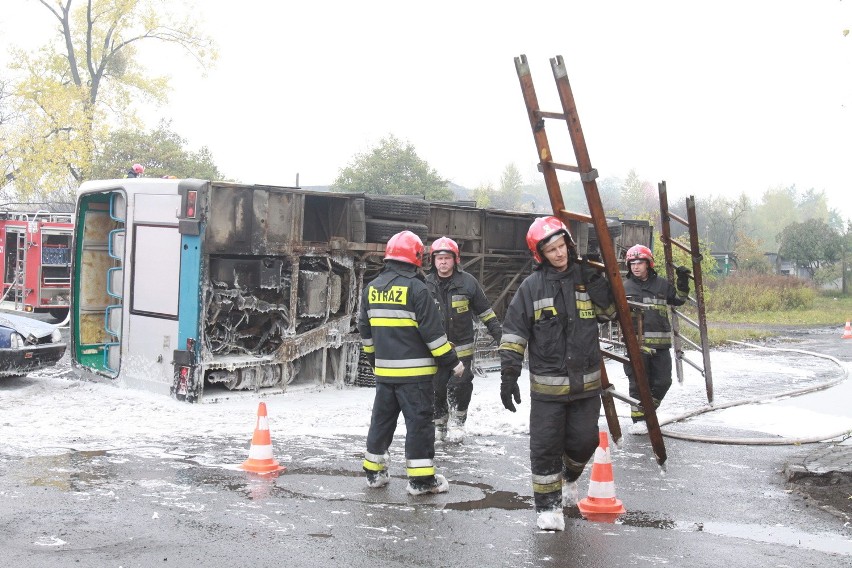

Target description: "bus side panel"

left=173, top=231, right=202, bottom=400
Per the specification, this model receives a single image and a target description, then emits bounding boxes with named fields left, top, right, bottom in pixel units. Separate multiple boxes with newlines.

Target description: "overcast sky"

left=2, top=1, right=851, bottom=218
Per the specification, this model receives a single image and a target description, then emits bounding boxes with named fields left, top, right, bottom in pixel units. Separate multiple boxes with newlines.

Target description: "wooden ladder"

left=658, top=181, right=714, bottom=404
left=515, top=54, right=667, bottom=465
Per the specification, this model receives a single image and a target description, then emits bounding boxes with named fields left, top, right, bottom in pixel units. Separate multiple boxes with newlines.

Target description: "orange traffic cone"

left=240, top=402, right=287, bottom=475
left=842, top=321, right=852, bottom=340
left=578, top=431, right=626, bottom=523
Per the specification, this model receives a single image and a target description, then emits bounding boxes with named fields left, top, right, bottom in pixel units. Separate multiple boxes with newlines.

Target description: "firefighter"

left=622, top=244, right=690, bottom=433
left=127, top=163, right=144, bottom=178
left=358, top=230, right=464, bottom=495
left=499, top=216, right=617, bottom=531
left=426, top=236, right=502, bottom=443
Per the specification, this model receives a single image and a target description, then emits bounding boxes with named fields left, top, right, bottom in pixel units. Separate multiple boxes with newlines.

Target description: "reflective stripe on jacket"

left=426, top=268, right=502, bottom=359
left=499, top=263, right=614, bottom=402
left=358, top=261, right=459, bottom=383
left=623, top=271, right=686, bottom=349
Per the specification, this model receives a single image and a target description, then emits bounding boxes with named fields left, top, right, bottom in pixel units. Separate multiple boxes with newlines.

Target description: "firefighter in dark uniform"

left=358, top=230, right=464, bottom=495
left=622, top=244, right=690, bottom=431
left=499, top=216, right=617, bottom=531
left=426, top=237, right=502, bottom=443
left=127, top=163, right=144, bottom=178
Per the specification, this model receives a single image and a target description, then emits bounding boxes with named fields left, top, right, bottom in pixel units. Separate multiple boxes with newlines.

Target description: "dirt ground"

left=790, top=472, right=852, bottom=521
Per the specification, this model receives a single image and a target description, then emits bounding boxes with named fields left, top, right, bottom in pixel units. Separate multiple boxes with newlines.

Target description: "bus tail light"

left=185, top=190, right=197, bottom=218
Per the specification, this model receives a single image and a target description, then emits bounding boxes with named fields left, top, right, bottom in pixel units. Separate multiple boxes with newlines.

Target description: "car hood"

left=0, top=312, right=59, bottom=340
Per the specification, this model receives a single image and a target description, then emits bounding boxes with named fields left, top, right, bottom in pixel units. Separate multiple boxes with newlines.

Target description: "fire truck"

left=0, top=210, right=73, bottom=321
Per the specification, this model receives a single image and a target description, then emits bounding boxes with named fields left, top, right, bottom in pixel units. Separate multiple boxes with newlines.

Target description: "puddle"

left=617, top=512, right=852, bottom=556
left=686, top=521, right=852, bottom=556
left=25, top=450, right=116, bottom=491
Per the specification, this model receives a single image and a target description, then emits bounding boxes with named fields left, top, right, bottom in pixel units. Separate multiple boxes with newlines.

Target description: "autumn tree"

left=332, top=135, right=452, bottom=200
left=92, top=120, right=224, bottom=180
left=3, top=0, right=215, bottom=196
left=777, top=218, right=842, bottom=277
left=734, top=231, right=771, bottom=274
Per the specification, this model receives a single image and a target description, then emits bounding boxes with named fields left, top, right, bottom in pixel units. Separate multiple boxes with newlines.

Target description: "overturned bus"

left=71, top=178, right=589, bottom=402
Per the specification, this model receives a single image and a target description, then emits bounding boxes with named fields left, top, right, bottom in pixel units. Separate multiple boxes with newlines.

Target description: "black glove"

left=675, top=265, right=691, bottom=292
left=580, top=254, right=603, bottom=284
left=585, top=274, right=613, bottom=307
left=500, top=372, right=521, bottom=412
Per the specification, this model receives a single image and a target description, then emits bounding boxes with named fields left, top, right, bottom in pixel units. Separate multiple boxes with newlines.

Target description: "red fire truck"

left=0, top=210, right=73, bottom=321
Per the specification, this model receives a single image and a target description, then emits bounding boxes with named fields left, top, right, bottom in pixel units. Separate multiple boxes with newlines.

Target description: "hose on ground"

left=656, top=341, right=851, bottom=445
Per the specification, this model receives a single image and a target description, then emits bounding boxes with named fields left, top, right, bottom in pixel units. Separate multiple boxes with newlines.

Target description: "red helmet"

left=526, top=216, right=573, bottom=263
left=384, top=230, right=425, bottom=267
left=625, top=244, right=654, bottom=268
left=430, top=236, right=460, bottom=263
left=132, top=163, right=144, bottom=174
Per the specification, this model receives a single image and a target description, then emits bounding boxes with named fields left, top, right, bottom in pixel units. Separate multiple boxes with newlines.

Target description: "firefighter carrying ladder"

left=658, top=182, right=714, bottom=404
left=515, top=54, right=667, bottom=466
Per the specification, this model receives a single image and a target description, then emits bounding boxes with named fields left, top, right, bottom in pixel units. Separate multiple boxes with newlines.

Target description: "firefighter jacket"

left=499, top=262, right=617, bottom=402
left=623, top=270, right=687, bottom=350
left=425, top=267, right=502, bottom=359
left=358, top=260, right=460, bottom=383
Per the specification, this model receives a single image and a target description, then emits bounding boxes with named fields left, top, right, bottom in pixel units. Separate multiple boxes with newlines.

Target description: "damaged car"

left=0, top=312, right=66, bottom=376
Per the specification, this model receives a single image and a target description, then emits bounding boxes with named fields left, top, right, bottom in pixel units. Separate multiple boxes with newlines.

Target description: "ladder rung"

left=601, top=349, right=630, bottom=365
left=674, top=332, right=701, bottom=351
left=603, top=385, right=641, bottom=406
left=670, top=239, right=691, bottom=254
left=559, top=209, right=593, bottom=224
left=672, top=308, right=699, bottom=328
left=538, top=161, right=581, bottom=174
left=668, top=211, right=689, bottom=226
left=679, top=354, right=706, bottom=376
left=535, top=110, right=566, bottom=120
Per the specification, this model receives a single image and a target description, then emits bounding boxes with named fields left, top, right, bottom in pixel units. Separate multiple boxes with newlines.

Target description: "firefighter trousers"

left=529, top=395, right=602, bottom=512
left=624, top=348, right=673, bottom=422
left=365, top=380, right=437, bottom=482
left=433, top=358, right=474, bottom=426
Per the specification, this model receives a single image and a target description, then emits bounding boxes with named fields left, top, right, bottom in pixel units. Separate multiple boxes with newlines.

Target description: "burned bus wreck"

left=71, top=178, right=588, bottom=402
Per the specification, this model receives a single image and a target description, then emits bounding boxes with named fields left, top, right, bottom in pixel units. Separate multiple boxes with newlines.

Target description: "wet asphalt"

left=1, top=322, right=851, bottom=567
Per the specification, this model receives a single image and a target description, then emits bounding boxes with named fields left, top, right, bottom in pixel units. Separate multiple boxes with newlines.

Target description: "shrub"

left=705, top=273, right=816, bottom=313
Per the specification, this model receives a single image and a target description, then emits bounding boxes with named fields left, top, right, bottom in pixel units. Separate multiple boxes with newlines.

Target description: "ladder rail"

left=658, top=182, right=714, bottom=403
left=515, top=54, right=667, bottom=465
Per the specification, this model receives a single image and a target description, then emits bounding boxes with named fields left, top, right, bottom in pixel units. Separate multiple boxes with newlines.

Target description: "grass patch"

left=678, top=275, right=852, bottom=346
left=707, top=293, right=852, bottom=326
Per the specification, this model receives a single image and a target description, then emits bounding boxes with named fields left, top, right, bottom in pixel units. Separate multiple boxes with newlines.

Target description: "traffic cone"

left=239, top=402, right=287, bottom=475
left=578, top=431, right=626, bottom=523
left=842, top=321, right=852, bottom=340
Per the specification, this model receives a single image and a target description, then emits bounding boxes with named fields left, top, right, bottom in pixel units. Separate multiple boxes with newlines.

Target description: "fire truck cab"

left=0, top=210, right=73, bottom=321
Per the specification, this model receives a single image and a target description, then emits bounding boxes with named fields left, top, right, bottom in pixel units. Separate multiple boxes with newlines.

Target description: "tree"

left=490, top=163, right=523, bottom=210
left=777, top=218, right=843, bottom=277
left=695, top=194, right=751, bottom=253
left=92, top=120, right=224, bottom=180
left=746, top=186, right=798, bottom=253
left=796, top=188, right=831, bottom=223
left=734, top=231, right=770, bottom=274
left=619, top=169, right=657, bottom=218
left=471, top=182, right=493, bottom=208
left=332, top=135, right=452, bottom=200
left=0, top=78, right=15, bottom=192
left=3, top=0, right=215, bottom=196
